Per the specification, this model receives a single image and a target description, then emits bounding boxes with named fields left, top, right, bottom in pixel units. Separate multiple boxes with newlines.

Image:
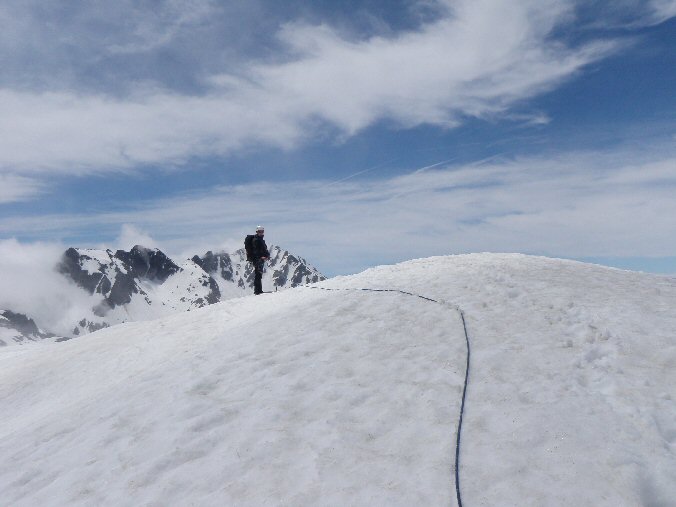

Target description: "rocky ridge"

left=1, top=244, right=325, bottom=345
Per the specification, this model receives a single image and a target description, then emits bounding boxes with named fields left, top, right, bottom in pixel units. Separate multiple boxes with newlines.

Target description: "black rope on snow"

left=307, top=285, right=470, bottom=507
left=455, top=310, right=471, bottom=507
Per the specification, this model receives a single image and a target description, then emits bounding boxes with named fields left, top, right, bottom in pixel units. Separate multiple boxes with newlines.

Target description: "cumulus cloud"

left=0, top=239, right=104, bottom=336
left=116, top=224, right=160, bottom=250
left=0, top=0, right=620, bottom=174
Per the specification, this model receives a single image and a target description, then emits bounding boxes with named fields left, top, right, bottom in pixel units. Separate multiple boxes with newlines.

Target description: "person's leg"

left=254, top=263, right=263, bottom=294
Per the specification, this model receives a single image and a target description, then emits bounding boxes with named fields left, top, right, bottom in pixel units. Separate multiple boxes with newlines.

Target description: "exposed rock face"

left=73, top=319, right=109, bottom=336
left=59, top=247, right=111, bottom=295
left=267, top=248, right=324, bottom=287
left=191, top=251, right=235, bottom=283
left=58, top=246, right=186, bottom=309
left=0, top=310, right=56, bottom=346
left=114, top=246, right=180, bottom=283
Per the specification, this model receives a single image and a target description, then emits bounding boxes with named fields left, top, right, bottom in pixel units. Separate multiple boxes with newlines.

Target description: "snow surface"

left=1, top=253, right=675, bottom=506
left=0, top=326, right=19, bottom=346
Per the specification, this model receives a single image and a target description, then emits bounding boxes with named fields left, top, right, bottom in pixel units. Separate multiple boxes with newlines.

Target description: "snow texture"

left=1, top=253, right=674, bottom=506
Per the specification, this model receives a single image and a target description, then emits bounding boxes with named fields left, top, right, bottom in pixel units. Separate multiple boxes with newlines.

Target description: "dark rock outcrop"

left=192, top=251, right=235, bottom=283
left=58, top=247, right=109, bottom=295
left=114, top=245, right=180, bottom=283
left=0, top=309, right=55, bottom=345
left=73, top=319, right=109, bottom=336
left=58, top=246, right=176, bottom=309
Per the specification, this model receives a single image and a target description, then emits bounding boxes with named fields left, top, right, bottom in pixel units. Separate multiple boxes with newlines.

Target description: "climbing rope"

left=307, top=286, right=471, bottom=507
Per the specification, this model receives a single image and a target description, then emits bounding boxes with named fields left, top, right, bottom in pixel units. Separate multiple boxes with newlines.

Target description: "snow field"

left=0, top=285, right=467, bottom=506
left=1, top=253, right=675, bottom=506
left=325, top=254, right=676, bottom=506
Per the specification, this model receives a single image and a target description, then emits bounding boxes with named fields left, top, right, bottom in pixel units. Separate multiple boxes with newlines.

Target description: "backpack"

left=244, top=234, right=255, bottom=262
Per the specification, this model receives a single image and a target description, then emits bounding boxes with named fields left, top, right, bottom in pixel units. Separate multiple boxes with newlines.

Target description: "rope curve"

left=307, top=286, right=471, bottom=507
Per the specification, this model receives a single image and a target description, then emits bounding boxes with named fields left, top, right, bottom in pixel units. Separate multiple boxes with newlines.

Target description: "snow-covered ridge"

left=1, top=243, right=325, bottom=344
left=0, top=309, right=57, bottom=346
left=1, top=253, right=674, bottom=505
left=56, top=245, right=221, bottom=337
left=192, top=245, right=325, bottom=299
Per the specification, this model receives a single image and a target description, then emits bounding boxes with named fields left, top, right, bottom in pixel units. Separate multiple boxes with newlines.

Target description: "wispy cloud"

left=1, top=0, right=621, bottom=176
left=579, top=0, right=676, bottom=29
left=104, top=0, right=221, bottom=55
left=0, top=174, right=43, bottom=203
left=642, top=0, right=676, bottom=25
left=2, top=145, right=674, bottom=275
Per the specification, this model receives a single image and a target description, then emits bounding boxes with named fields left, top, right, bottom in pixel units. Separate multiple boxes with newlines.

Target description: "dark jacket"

left=252, top=235, right=269, bottom=261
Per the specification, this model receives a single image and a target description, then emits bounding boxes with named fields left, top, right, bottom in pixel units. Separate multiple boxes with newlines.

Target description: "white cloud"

left=646, top=0, right=676, bottom=24
left=583, top=0, right=676, bottom=28
left=0, top=174, right=43, bottom=203
left=1, top=146, right=675, bottom=276
left=0, top=0, right=618, bottom=175
left=105, top=0, right=220, bottom=55
left=116, top=224, right=160, bottom=251
left=0, top=239, right=104, bottom=336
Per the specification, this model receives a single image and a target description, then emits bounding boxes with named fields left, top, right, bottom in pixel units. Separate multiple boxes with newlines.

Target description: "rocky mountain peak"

left=6, top=243, right=325, bottom=344
left=114, top=245, right=180, bottom=283
left=0, top=309, right=57, bottom=346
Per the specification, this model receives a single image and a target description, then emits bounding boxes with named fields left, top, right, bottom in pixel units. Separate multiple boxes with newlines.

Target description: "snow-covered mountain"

left=57, top=245, right=221, bottom=336
left=0, top=310, right=59, bottom=346
left=191, top=245, right=325, bottom=300
left=1, top=244, right=325, bottom=343
left=1, top=254, right=674, bottom=506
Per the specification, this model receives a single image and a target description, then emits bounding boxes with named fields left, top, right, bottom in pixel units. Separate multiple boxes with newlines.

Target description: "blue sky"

left=1, top=0, right=675, bottom=276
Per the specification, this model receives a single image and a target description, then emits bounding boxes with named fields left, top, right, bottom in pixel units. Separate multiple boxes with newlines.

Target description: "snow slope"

left=1, top=254, right=675, bottom=506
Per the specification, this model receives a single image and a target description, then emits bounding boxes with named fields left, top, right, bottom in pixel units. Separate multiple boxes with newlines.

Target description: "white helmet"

left=256, top=225, right=264, bottom=232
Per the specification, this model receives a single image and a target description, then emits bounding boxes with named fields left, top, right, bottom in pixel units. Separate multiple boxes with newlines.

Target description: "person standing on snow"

left=252, top=225, right=270, bottom=295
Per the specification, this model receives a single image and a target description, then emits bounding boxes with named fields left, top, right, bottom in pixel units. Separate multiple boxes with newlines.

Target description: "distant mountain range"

left=0, top=244, right=325, bottom=346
